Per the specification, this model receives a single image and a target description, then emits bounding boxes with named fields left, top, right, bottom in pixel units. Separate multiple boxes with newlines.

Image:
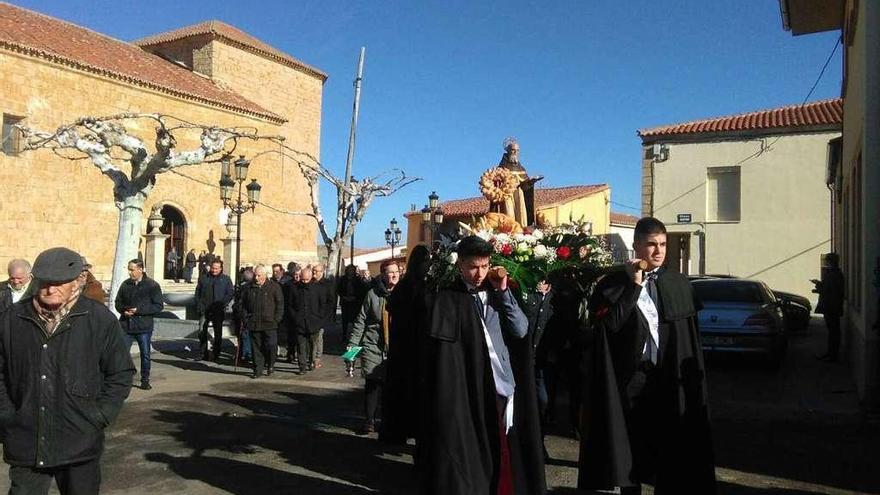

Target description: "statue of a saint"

left=497, top=138, right=542, bottom=227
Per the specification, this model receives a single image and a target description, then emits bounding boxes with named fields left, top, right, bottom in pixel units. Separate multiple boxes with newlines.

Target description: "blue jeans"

left=240, top=329, right=253, bottom=359
left=124, top=331, right=152, bottom=381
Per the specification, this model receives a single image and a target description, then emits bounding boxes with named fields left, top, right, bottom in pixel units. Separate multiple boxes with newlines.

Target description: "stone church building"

left=0, top=3, right=324, bottom=282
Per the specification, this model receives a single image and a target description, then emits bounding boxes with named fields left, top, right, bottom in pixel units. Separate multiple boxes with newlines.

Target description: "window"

left=2, top=114, right=24, bottom=156
left=706, top=166, right=741, bottom=222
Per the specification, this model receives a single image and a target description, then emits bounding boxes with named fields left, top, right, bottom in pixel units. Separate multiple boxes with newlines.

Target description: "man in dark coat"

left=0, top=247, right=134, bottom=494
left=813, top=252, right=845, bottom=362
left=421, top=235, right=545, bottom=495
left=0, top=258, right=35, bottom=314
left=195, top=260, right=234, bottom=361
left=240, top=265, right=284, bottom=379
left=184, top=249, right=197, bottom=284
left=289, top=266, right=330, bottom=374
left=115, top=259, right=164, bottom=390
left=523, top=280, right=554, bottom=451
left=578, top=217, right=715, bottom=494
left=337, top=264, right=367, bottom=344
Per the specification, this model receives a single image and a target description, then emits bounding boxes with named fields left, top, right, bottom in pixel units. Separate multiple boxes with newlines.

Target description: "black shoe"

left=141, top=380, right=152, bottom=390
left=267, top=367, right=274, bottom=376
left=251, top=372, right=261, bottom=379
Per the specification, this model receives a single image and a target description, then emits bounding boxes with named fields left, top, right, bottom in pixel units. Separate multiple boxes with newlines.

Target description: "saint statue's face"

left=506, top=142, right=520, bottom=163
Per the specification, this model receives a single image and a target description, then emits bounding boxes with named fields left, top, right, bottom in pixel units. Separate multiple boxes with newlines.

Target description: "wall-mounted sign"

left=677, top=213, right=692, bottom=223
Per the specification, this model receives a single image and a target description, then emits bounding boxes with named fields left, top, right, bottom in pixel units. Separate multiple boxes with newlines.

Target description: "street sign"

left=677, top=213, right=692, bottom=223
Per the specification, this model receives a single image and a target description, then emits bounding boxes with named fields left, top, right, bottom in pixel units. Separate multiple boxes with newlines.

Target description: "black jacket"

left=0, top=280, right=37, bottom=315
left=114, top=276, right=164, bottom=334
left=195, top=273, right=234, bottom=314
left=0, top=297, right=135, bottom=467
left=240, top=279, right=284, bottom=332
left=523, top=289, right=554, bottom=365
left=422, top=280, right=546, bottom=495
left=289, top=281, right=330, bottom=334
left=579, top=269, right=716, bottom=493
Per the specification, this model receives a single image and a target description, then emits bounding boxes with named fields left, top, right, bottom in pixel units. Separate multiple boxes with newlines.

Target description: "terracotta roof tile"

left=638, top=99, right=842, bottom=140
left=134, top=20, right=327, bottom=81
left=0, top=2, right=285, bottom=122
left=610, top=212, right=639, bottom=226
left=437, top=184, right=609, bottom=219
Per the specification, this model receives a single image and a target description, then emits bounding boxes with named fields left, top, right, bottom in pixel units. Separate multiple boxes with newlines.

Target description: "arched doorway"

left=160, top=205, right=187, bottom=280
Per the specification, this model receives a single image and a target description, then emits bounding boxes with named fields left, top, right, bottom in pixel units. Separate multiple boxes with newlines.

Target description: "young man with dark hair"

left=421, top=235, right=545, bottom=495
left=578, top=217, right=715, bottom=494
left=115, top=258, right=164, bottom=390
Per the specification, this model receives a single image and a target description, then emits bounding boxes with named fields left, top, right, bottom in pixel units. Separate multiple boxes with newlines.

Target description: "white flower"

left=532, top=229, right=544, bottom=240
left=522, top=234, right=537, bottom=245
left=447, top=252, right=458, bottom=264
left=533, top=244, right=549, bottom=259
left=476, top=230, right=493, bottom=242
left=495, top=233, right=511, bottom=244
left=516, top=242, right=530, bottom=254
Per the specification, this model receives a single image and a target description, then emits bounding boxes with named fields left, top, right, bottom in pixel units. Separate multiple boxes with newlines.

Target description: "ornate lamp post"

left=421, top=191, right=444, bottom=245
left=219, top=155, right=261, bottom=283
left=384, top=218, right=402, bottom=259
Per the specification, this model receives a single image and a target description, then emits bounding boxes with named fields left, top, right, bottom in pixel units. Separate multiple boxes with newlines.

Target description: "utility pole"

left=340, top=47, right=365, bottom=274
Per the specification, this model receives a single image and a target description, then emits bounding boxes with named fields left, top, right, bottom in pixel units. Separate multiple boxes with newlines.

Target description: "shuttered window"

left=2, top=114, right=24, bottom=156
left=706, top=166, right=741, bottom=222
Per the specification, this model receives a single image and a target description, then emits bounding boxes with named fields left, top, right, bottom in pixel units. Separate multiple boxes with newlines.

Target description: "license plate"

left=703, top=336, right=734, bottom=346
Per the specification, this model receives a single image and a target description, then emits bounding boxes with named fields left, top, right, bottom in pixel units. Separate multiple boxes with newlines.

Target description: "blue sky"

left=16, top=0, right=842, bottom=247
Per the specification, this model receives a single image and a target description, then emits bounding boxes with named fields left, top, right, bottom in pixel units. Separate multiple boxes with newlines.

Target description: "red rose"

left=556, top=246, right=571, bottom=259
left=500, top=244, right=514, bottom=256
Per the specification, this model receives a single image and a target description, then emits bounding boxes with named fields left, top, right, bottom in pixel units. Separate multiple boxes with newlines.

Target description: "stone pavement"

left=0, top=319, right=877, bottom=494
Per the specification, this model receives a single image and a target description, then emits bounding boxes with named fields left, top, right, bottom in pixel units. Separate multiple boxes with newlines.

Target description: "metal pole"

left=343, top=47, right=366, bottom=189
left=341, top=48, right=365, bottom=274
left=234, top=181, right=243, bottom=285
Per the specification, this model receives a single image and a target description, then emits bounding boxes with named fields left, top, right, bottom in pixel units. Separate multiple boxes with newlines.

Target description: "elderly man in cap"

left=0, top=247, right=134, bottom=494
left=0, top=259, right=35, bottom=314
left=77, top=257, right=106, bottom=305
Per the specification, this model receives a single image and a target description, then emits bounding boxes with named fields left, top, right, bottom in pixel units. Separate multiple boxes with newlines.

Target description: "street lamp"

left=422, top=191, right=444, bottom=245
left=219, top=155, right=261, bottom=284
left=385, top=218, right=402, bottom=258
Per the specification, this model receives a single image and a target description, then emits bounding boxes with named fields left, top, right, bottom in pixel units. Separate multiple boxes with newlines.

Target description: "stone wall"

left=0, top=44, right=322, bottom=282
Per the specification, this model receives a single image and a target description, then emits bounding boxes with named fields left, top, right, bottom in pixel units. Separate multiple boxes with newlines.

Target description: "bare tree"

left=18, top=113, right=416, bottom=306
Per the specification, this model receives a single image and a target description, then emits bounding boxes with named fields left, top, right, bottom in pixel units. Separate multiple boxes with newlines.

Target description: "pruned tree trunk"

left=110, top=194, right=147, bottom=304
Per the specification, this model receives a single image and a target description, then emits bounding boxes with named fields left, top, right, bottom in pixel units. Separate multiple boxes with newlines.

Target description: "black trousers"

left=825, top=314, right=841, bottom=358
left=200, top=307, right=225, bottom=358
left=625, top=366, right=662, bottom=486
left=9, top=458, right=101, bottom=495
left=365, top=378, right=382, bottom=423
left=296, top=332, right=317, bottom=371
left=251, top=329, right=278, bottom=376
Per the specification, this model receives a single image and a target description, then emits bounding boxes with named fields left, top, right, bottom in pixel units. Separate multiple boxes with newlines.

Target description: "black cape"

left=578, top=270, right=716, bottom=493
left=420, top=280, right=546, bottom=495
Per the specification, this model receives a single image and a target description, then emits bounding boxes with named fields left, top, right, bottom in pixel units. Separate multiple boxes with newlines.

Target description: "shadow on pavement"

left=151, top=357, right=247, bottom=377
left=143, top=385, right=417, bottom=494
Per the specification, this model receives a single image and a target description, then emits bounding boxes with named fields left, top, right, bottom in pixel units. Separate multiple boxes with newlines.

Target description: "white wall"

left=651, top=131, right=839, bottom=302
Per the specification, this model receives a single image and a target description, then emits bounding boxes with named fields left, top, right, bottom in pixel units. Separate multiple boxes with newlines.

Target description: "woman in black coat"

left=383, top=245, right=431, bottom=444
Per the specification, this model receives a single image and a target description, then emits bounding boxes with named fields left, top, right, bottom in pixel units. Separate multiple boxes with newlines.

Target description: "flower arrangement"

left=427, top=220, right=613, bottom=295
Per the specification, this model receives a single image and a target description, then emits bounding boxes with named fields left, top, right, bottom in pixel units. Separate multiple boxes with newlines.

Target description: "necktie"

left=472, top=292, right=486, bottom=321
left=645, top=271, right=658, bottom=305
left=643, top=271, right=659, bottom=365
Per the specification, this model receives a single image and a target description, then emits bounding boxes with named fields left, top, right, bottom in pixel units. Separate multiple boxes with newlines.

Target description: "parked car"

left=688, top=274, right=811, bottom=333
left=691, top=278, right=787, bottom=367
left=772, top=290, right=812, bottom=332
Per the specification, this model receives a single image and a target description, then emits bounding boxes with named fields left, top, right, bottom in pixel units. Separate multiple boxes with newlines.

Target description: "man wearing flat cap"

left=0, top=247, right=134, bottom=494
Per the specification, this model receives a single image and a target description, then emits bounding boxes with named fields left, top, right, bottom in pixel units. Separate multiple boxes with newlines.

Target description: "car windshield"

left=693, top=281, right=766, bottom=304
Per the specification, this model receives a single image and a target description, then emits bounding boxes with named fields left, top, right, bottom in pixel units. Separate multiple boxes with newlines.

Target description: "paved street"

left=1, top=318, right=877, bottom=494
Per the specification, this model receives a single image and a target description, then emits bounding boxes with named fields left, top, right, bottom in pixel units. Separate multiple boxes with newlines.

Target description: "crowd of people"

left=0, top=216, right=729, bottom=494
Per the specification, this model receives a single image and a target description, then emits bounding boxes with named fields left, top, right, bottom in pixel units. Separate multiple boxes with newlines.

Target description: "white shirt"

left=10, top=280, right=31, bottom=304
left=471, top=286, right=516, bottom=433
left=637, top=270, right=660, bottom=358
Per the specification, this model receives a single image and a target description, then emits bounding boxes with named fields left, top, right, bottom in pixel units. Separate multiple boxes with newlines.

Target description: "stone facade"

left=0, top=19, right=324, bottom=282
